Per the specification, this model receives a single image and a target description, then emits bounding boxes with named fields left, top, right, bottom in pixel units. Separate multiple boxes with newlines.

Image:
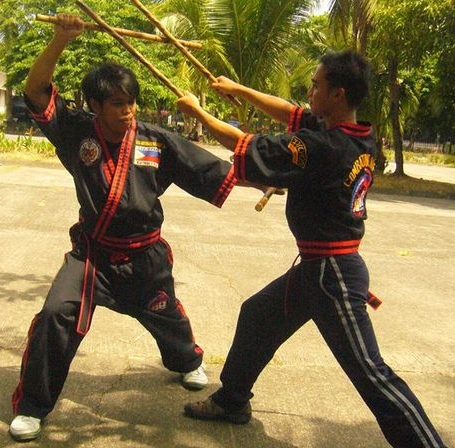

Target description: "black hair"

left=81, top=62, right=140, bottom=109
left=319, top=50, right=371, bottom=109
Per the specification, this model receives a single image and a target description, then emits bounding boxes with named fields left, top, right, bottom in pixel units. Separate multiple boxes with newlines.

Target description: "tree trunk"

left=5, top=86, right=14, bottom=130
left=388, top=55, right=405, bottom=176
left=374, top=137, right=387, bottom=173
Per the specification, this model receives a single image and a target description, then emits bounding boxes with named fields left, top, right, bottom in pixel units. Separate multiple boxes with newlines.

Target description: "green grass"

left=0, top=132, right=55, bottom=159
left=383, top=149, right=455, bottom=168
left=1, top=132, right=454, bottom=200
left=372, top=173, right=455, bottom=200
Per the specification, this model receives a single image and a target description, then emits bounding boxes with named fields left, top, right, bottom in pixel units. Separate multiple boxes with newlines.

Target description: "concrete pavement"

left=0, top=150, right=454, bottom=447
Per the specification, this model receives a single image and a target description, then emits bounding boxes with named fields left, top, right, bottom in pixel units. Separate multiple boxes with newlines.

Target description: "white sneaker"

left=181, top=362, right=208, bottom=390
left=9, top=415, right=41, bottom=441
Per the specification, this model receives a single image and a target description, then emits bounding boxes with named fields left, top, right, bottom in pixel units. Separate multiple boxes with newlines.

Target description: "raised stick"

left=76, top=0, right=184, bottom=98
left=35, top=14, right=203, bottom=49
left=131, top=0, right=242, bottom=108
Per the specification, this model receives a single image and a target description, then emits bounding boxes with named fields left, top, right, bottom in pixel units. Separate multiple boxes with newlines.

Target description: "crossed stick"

left=130, top=0, right=242, bottom=108
left=76, top=0, right=184, bottom=97
left=74, top=0, right=274, bottom=211
left=35, top=14, right=202, bottom=49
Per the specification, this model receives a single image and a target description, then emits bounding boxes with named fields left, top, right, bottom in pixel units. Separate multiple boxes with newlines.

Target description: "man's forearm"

left=194, top=108, right=244, bottom=151
left=234, top=86, right=294, bottom=125
left=24, top=35, right=71, bottom=110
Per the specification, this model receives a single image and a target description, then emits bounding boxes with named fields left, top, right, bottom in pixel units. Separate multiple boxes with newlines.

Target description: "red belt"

left=293, top=239, right=382, bottom=311
left=76, top=229, right=161, bottom=335
left=296, top=239, right=361, bottom=258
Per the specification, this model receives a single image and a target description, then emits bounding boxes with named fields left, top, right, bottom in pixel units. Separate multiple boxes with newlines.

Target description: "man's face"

left=90, top=89, right=137, bottom=142
left=307, top=64, right=335, bottom=118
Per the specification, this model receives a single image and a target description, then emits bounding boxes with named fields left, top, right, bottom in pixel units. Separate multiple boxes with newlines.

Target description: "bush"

left=0, top=131, right=55, bottom=157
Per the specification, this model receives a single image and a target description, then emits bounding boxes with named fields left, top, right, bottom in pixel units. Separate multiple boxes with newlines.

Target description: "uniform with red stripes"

left=11, top=78, right=236, bottom=422
left=178, top=51, right=446, bottom=447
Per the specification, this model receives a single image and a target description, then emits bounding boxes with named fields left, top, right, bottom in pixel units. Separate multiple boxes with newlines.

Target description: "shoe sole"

left=181, top=381, right=208, bottom=391
left=9, top=428, right=41, bottom=442
left=184, top=407, right=251, bottom=424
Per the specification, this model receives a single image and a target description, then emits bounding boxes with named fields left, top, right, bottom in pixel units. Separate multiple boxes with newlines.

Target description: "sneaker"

left=181, top=362, right=208, bottom=390
left=184, top=396, right=252, bottom=424
left=9, top=415, right=41, bottom=441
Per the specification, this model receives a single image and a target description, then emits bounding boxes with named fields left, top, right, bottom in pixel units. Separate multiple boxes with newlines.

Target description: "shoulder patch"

left=288, top=136, right=308, bottom=168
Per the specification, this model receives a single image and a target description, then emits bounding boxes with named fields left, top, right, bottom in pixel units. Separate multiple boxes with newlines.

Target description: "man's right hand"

left=53, top=14, right=84, bottom=41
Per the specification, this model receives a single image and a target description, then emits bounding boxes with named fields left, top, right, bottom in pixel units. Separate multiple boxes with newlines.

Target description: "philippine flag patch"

left=134, top=140, right=162, bottom=167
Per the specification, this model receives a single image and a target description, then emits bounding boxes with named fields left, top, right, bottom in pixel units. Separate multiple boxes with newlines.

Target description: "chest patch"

left=134, top=140, right=163, bottom=168
left=79, top=138, right=101, bottom=166
left=288, top=136, right=308, bottom=168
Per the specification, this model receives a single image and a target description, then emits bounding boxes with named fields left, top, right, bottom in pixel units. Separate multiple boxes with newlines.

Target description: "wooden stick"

left=255, top=187, right=276, bottom=212
left=76, top=0, right=184, bottom=98
left=35, top=14, right=203, bottom=49
left=131, top=0, right=242, bottom=108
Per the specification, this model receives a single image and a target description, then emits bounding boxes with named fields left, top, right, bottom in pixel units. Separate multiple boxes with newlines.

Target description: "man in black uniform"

left=9, top=14, right=261, bottom=442
left=176, top=51, right=447, bottom=448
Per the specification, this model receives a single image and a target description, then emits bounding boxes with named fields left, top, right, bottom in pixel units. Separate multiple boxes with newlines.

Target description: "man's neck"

left=324, top=110, right=357, bottom=129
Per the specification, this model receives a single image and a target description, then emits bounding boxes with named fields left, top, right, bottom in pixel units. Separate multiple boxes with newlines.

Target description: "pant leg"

left=110, top=239, right=204, bottom=373
left=315, top=254, right=446, bottom=448
left=134, top=294, right=204, bottom=373
left=214, top=268, right=312, bottom=411
left=12, top=252, right=89, bottom=419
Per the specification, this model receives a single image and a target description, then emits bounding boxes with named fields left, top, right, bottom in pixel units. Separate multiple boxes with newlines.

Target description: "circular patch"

left=350, top=168, right=373, bottom=219
left=79, top=138, right=101, bottom=166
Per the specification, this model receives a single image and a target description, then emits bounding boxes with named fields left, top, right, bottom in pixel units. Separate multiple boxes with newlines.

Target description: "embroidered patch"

left=134, top=141, right=162, bottom=167
left=288, top=136, right=308, bottom=168
left=148, top=290, right=170, bottom=312
left=350, top=168, right=373, bottom=219
left=79, top=138, right=101, bottom=166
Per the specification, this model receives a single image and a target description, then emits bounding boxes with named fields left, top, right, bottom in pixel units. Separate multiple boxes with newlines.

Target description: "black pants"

left=12, top=239, right=203, bottom=419
left=213, top=253, right=446, bottom=448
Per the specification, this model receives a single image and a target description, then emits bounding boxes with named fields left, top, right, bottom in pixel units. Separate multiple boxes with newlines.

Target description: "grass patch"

left=383, top=149, right=455, bottom=168
left=372, top=173, right=455, bottom=200
left=0, top=132, right=55, bottom=158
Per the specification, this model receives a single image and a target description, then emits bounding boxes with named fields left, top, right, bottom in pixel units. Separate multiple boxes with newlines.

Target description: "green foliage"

left=0, top=131, right=55, bottom=156
left=1, top=0, right=454, bottom=155
left=0, top=0, right=186, bottom=113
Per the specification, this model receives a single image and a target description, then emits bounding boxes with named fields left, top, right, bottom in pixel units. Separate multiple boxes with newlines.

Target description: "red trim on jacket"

left=92, top=119, right=137, bottom=241
left=211, top=165, right=237, bottom=208
left=329, top=122, right=372, bottom=137
left=288, top=105, right=304, bottom=132
left=233, top=133, right=254, bottom=180
left=28, top=85, right=58, bottom=123
left=95, top=120, right=116, bottom=182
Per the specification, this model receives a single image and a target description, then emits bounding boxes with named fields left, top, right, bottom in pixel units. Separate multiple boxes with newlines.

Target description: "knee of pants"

left=39, top=297, right=80, bottom=327
left=239, top=293, right=271, bottom=320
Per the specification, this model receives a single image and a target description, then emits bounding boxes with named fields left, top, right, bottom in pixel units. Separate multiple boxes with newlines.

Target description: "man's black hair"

left=320, top=50, right=371, bottom=109
left=81, top=62, right=139, bottom=109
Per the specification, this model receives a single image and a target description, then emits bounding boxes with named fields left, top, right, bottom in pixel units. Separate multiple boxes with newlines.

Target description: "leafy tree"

left=370, top=0, right=451, bottom=175
left=327, top=0, right=376, bottom=53
left=1, top=0, right=188, bottom=121
left=157, top=0, right=313, bottom=130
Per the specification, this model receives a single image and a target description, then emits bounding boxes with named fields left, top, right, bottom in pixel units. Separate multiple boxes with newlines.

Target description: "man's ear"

left=332, top=87, right=345, bottom=103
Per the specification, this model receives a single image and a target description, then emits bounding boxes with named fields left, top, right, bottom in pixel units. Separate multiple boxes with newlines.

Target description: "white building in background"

left=0, top=72, right=6, bottom=115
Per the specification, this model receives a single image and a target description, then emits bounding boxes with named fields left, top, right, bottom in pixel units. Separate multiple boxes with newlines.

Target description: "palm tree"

left=157, top=0, right=312, bottom=131
left=324, top=0, right=392, bottom=171
left=327, top=0, right=376, bottom=53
